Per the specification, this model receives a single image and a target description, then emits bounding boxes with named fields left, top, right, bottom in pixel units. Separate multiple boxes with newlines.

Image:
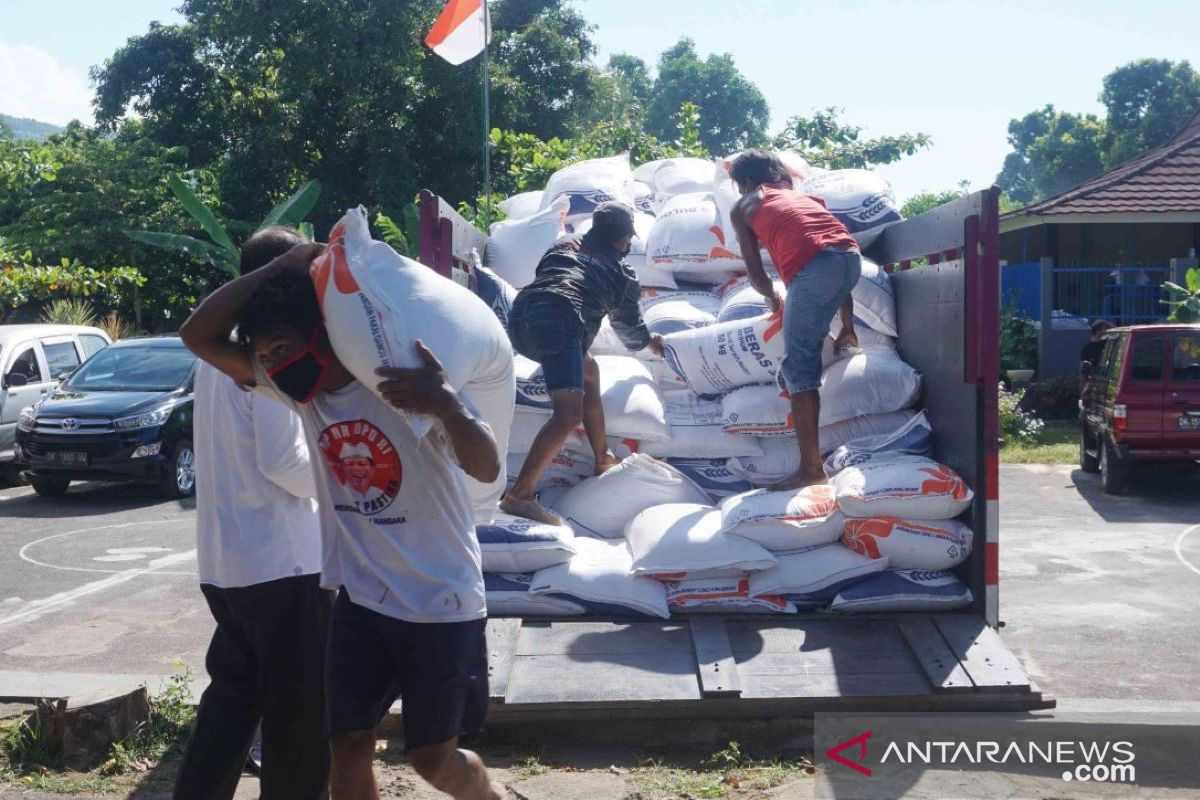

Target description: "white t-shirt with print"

left=254, top=364, right=486, bottom=623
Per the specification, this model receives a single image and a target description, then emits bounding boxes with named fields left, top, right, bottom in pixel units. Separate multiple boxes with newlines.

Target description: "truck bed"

left=420, top=186, right=1051, bottom=716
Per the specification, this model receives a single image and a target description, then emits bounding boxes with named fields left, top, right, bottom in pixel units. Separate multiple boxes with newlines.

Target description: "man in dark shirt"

left=1080, top=319, right=1114, bottom=387
left=500, top=202, right=663, bottom=525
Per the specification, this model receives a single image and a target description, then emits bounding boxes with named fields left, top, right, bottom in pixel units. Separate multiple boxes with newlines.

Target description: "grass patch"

left=629, top=742, right=811, bottom=799
left=1001, top=420, right=1077, bottom=465
left=510, top=756, right=553, bottom=781
left=1, top=670, right=196, bottom=793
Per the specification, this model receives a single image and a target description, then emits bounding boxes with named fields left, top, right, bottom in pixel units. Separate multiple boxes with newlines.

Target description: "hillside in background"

left=1, top=114, right=62, bottom=141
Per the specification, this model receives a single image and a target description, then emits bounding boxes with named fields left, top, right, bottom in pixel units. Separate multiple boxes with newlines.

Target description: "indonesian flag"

left=425, top=0, right=491, bottom=65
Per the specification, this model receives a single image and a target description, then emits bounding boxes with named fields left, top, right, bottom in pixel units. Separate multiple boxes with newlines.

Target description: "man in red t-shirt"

left=729, top=150, right=862, bottom=490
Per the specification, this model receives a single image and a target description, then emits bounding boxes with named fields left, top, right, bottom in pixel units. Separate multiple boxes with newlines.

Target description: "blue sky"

left=2, top=0, right=1199, bottom=200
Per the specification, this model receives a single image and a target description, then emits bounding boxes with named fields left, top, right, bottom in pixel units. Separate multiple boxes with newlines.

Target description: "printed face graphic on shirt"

left=317, top=420, right=402, bottom=515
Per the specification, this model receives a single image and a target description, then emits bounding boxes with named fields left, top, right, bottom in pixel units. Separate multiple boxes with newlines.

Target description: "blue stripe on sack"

left=475, top=525, right=560, bottom=546
left=836, top=570, right=969, bottom=601
left=484, top=573, right=535, bottom=593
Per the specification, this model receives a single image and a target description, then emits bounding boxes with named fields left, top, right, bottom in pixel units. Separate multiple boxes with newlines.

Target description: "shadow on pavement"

left=1070, top=463, right=1200, bottom=525
left=0, top=481, right=194, bottom=521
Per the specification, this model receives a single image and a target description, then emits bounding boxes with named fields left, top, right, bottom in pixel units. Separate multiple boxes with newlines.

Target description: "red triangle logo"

left=826, top=730, right=873, bottom=776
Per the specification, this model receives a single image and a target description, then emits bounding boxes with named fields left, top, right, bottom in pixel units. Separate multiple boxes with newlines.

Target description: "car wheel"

left=1101, top=439, right=1129, bottom=495
left=1079, top=424, right=1100, bottom=473
left=30, top=476, right=71, bottom=497
left=160, top=439, right=196, bottom=499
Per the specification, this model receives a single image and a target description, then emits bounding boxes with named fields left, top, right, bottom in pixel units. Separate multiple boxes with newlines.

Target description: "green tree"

left=1101, top=59, right=1200, bottom=166
left=646, top=38, right=769, bottom=155
left=773, top=107, right=931, bottom=169
left=996, top=105, right=1105, bottom=206
left=90, top=0, right=610, bottom=231
left=900, top=181, right=971, bottom=218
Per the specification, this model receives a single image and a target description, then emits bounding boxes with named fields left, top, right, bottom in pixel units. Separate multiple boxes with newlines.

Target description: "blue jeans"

left=508, top=295, right=586, bottom=393
left=779, top=248, right=862, bottom=393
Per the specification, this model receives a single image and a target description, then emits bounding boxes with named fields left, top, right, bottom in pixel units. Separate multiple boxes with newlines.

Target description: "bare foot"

left=594, top=449, right=621, bottom=476
left=768, top=468, right=829, bottom=492
left=499, top=495, right=566, bottom=526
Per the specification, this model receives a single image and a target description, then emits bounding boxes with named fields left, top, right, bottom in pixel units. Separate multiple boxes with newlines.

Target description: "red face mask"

left=267, top=328, right=330, bottom=404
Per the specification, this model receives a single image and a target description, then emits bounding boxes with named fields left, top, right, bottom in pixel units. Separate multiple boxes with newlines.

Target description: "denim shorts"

left=779, top=248, right=863, bottom=393
left=508, top=295, right=586, bottom=394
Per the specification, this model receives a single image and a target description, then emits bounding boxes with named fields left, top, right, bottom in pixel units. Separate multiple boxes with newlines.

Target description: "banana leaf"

left=259, top=180, right=322, bottom=230
left=124, top=230, right=239, bottom=276
left=168, top=174, right=237, bottom=254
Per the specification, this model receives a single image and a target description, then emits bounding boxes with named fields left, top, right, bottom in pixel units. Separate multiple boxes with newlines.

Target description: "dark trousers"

left=173, top=574, right=334, bottom=800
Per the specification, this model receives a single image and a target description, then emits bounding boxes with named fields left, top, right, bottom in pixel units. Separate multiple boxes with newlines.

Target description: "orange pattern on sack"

left=842, top=517, right=895, bottom=559
left=919, top=465, right=969, bottom=500
left=762, top=309, right=784, bottom=343
left=310, top=219, right=358, bottom=308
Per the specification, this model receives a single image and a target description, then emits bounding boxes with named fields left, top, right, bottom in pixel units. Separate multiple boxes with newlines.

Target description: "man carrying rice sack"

left=501, top=202, right=665, bottom=525
left=180, top=244, right=505, bottom=800
left=728, top=150, right=863, bottom=490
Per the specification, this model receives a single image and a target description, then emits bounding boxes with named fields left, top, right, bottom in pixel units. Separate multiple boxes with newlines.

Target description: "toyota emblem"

left=60, top=418, right=79, bottom=430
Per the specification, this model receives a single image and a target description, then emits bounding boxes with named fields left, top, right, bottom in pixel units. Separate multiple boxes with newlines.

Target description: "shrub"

left=41, top=298, right=97, bottom=327
left=99, top=312, right=133, bottom=342
left=1000, top=302, right=1038, bottom=374
left=1000, top=388, right=1044, bottom=444
left=1019, top=375, right=1080, bottom=420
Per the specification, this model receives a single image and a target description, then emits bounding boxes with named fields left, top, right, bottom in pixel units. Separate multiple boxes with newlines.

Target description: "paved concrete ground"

left=2, top=465, right=1199, bottom=798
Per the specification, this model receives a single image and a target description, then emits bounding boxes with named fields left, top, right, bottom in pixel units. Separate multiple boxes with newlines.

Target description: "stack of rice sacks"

left=469, top=152, right=974, bottom=616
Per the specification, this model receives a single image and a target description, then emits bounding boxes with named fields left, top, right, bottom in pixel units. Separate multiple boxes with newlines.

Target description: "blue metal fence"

left=1001, top=262, right=1170, bottom=325
left=1053, top=264, right=1169, bottom=325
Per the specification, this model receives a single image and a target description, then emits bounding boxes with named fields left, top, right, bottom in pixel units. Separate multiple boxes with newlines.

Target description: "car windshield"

left=65, top=345, right=194, bottom=392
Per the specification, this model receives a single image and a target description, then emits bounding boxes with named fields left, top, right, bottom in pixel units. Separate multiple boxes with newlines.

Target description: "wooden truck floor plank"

left=933, top=615, right=1031, bottom=692
left=899, top=616, right=976, bottom=693
left=485, top=618, right=522, bottom=703
left=514, top=621, right=692, bottom=656
left=505, top=653, right=701, bottom=704
left=689, top=618, right=741, bottom=698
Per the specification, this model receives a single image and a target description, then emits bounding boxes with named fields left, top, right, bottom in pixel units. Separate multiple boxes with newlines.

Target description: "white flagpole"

left=481, top=0, right=492, bottom=228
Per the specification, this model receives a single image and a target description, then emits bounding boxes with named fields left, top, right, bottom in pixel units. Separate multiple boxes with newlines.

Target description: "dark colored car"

left=15, top=336, right=197, bottom=499
left=1079, top=323, right=1200, bottom=494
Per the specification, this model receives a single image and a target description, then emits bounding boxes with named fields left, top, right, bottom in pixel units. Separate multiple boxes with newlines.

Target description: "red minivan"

left=1080, top=324, right=1200, bottom=493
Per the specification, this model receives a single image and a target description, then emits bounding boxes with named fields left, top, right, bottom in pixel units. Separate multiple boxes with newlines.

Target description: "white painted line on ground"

left=1173, top=523, right=1200, bottom=578
left=18, top=519, right=195, bottom=576
left=0, top=549, right=197, bottom=628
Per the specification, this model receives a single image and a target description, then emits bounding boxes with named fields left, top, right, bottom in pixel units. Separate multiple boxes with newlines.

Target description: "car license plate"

left=40, top=450, right=89, bottom=466
left=1178, top=415, right=1200, bottom=431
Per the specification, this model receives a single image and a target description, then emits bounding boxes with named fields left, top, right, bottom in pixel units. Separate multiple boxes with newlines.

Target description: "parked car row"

left=2, top=324, right=197, bottom=499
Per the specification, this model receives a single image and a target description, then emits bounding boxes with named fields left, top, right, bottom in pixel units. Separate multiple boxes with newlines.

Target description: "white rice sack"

left=638, top=288, right=721, bottom=336
left=505, top=451, right=583, bottom=493
left=824, top=410, right=934, bottom=476
left=514, top=355, right=668, bottom=443
left=727, top=437, right=800, bottom=485
left=821, top=410, right=920, bottom=455
left=593, top=355, right=668, bottom=442
left=530, top=536, right=670, bottom=618
left=641, top=390, right=763, bottom=459
left=628, top=212, right=677, bottom=289
left=672, top=268, right=747, bottom=288
left=819, top=348, right=921, bottom=427
left=649, top=357, right=690, bottom=392
left=588, top=318, right=629, bottom=356
left=665, top=577, right=796, bottom=614
left=498, top=191, right=544, bottom=221
left=476, top=514, right=576, bottom=573
left=485, top=572, right=586, bottom=616
left=662, top=311, right=785, bottom=397
left=718, top=484, right=845, bottom=551
left=842, top=517, right=974, bottom=571
left=508, top=407, right=582, bottom=454
left=485, top=197, right=568, bottom=288
left=646, top=193, right=743, bottom=273
left=653, top=157, right=716, bottom=196
left=830, top=315, right=896, bottom=349
left=716, top=276, right=785, bottom=323
left=666, top=459, right=754, bottom=501
left=626, top=503, right=775, bottom=580
left=632, top=159, right=670, bottom=186
left=633, top=181, right=656, bottom=216
left=850, top=257, right=897, bottom=337
left=831, top=569, right=973, bottom=613
left=722, top=384, right=792, bottom=437
left=801, top=169, right=902, bottom=249
left=833, top=457, right=974, bottom=520
left=312, top=206, right=515, bottom=523
left=554, top=453, right=710, bottom=538
left=540, top=153, right=635, bottom=226
left=749, top=542, right=888, bottom=601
